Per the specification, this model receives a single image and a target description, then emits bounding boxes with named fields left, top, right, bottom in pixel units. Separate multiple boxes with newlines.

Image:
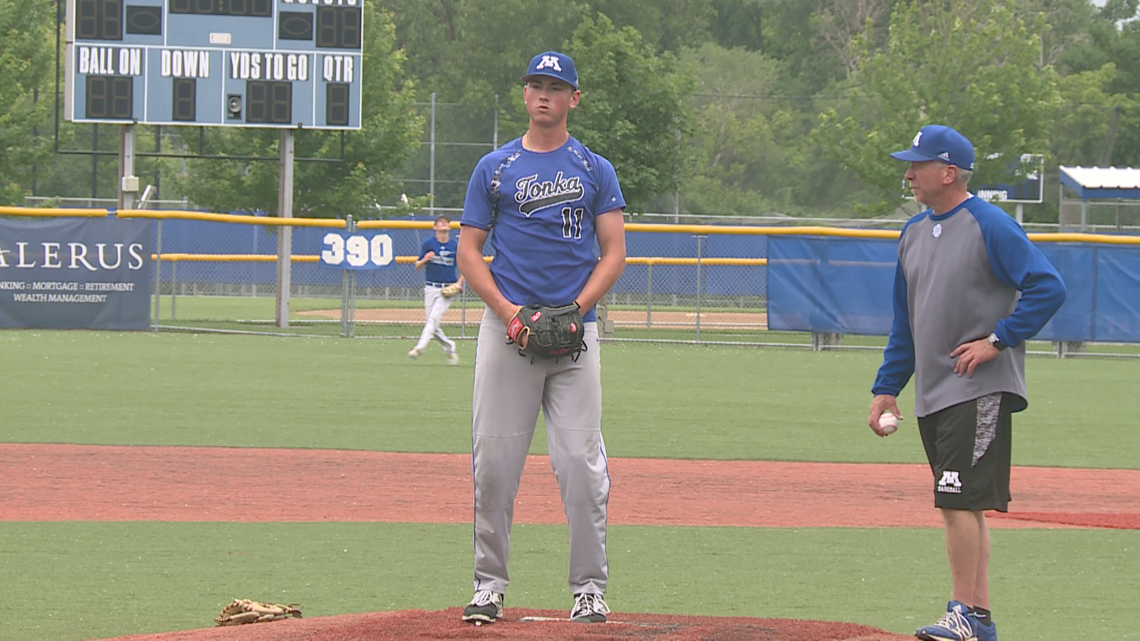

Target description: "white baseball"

left=878, top=411, right=899, bottom=435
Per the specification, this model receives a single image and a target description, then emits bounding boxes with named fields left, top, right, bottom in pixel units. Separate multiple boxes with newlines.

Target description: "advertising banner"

left=0, top=218, right=151, bottom=330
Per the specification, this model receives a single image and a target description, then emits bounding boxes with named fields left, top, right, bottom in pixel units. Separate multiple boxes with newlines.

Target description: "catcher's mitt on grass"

left=440, top=282, right=463, bottom=298
left=214, top=598, right=302, bottom=626
left=506, top=304, right=587, bottom=360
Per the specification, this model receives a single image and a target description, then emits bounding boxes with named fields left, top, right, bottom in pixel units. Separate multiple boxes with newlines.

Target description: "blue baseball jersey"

left=460, top=136, right=626, bottom=322
left=420, top=236, right=459, bottom=284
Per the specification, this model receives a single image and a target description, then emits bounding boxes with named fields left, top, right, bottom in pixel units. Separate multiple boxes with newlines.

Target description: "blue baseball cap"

left=890, top=125, right=975, bottom=171
left=521, top=51, right=578, bottom=90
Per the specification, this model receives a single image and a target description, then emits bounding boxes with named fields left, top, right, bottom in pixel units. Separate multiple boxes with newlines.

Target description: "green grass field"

left=1, top=331, right=1137, bottom=640
left=151, top=294, right=1140, bottom=358
left=2, top=523, right=1135, bottom=640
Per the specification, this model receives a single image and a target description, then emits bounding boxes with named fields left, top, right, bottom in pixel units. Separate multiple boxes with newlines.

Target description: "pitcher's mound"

left=115, top=608, right=913, bottom=640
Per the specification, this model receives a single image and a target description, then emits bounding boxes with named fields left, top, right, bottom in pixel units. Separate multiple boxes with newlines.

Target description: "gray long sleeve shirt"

left=872, top=196, right=1067, bottom=417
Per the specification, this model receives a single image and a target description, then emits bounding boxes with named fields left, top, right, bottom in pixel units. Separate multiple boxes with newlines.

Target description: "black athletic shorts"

left=917, top=392, right=1014, bottom=512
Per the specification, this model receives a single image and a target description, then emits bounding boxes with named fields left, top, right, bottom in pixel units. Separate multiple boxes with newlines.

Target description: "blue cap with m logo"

left=521, top=51, right=578, bottom=90
left=890, top=125, right=975, bottom=171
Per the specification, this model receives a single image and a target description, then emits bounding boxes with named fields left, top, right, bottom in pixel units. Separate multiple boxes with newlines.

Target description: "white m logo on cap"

left=536, top=55, right=562, bottom=72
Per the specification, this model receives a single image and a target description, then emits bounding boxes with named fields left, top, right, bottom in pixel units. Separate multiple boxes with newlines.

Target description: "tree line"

left=3, top=0, right=1138, bottom=222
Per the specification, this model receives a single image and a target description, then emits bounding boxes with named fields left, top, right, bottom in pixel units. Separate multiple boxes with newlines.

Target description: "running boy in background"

left=409, top=215, right=464, bottom=364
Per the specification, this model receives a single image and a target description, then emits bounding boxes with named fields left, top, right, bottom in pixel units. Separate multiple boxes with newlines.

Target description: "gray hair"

left=956, top=167, right=972, bottom=185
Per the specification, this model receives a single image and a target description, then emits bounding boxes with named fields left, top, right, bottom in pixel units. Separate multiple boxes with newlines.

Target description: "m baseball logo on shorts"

left=937, top=470, right=963, bottom=494
left=536, top=55, right=562, bottom=72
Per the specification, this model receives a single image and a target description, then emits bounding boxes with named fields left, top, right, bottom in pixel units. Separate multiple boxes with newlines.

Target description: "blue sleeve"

left=460, top=158, right=494, bottom=231
left=591, top=155, right=626, bottom=215
left=979, top=212, right=1068, bottom=347
left=872, top=259, right=915, bottom=397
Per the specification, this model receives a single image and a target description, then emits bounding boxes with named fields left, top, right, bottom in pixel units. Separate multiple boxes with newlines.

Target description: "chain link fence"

left=138, top=211, right=1140, bottom=357
left=147, top=214, right=788, bottom=346
left=1059, top=198, right=1140, bottom=233
left=393, top=95, right=499, bottom=212
left=3, top=206, right=1137, bottom=355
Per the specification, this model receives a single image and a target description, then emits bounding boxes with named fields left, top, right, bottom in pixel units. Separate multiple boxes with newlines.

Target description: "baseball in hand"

left=878, top=411, right=899, bottom=435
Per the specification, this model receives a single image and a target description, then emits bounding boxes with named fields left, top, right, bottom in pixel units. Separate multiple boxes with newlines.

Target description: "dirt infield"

left=3, top=444, right=1137, bottom=528
left=3, top=443, right=1136, bottom=640
left=114, top=608, right=913, bottom=640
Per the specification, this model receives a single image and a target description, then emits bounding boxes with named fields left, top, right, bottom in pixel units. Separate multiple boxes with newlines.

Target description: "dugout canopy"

left=1058, top=166, right=1140, bottom=231
left=1059, top=166, right=1140, bottom=200
left=1057, top=165, right=1140, bottom=200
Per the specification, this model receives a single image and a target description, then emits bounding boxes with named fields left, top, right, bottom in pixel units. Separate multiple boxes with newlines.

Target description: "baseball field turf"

left=0, top=330, right=1136, bottom=639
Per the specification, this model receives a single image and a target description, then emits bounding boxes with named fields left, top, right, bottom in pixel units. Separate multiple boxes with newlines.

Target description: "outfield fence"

left=2, top=206, right=1139, bottom=357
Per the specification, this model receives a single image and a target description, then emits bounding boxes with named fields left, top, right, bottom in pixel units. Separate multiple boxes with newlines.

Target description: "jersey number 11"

left=561, top=207, right=584, bottom=239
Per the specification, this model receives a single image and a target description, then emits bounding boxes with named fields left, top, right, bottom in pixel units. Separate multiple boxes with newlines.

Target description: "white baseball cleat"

left=461, top=590, right=503, bottom=624
left=570, top=593, right=610, bottom=623
left=447, top=352, right=459, bottom=365
left=407, top=348, right=422, bottom=359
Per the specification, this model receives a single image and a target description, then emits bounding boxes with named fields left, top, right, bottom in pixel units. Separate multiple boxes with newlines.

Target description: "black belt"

left=426, top=281, right=455, bottom=288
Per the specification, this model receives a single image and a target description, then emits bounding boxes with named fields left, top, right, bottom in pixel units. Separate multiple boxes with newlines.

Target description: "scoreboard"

left=64, top=0, right=363, bottom=129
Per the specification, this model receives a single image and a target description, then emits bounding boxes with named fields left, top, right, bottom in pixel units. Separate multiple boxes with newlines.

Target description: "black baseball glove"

left=506, top=304, right=587, bottom=360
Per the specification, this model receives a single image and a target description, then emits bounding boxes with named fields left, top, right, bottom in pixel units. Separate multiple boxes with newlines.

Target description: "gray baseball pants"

left=470, top=312, right=610, bottom=597
left=412, top=284, right=456, bottom=354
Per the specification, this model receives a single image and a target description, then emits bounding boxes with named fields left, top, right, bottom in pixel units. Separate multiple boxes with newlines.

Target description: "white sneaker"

left=916, top=601, right=979, bottom=640
left=447, top=352, right=459, bottom=365
left=407, top=348, right=421, bottom=359
left=570, top=592, right=609, bottom=623
left=461, top=590, right=503, bottom=623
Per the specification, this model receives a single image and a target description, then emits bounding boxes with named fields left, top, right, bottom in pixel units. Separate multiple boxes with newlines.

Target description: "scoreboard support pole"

left=275, top=129, right=295, bottom=328
left=118, top=125, right=138, bottom=210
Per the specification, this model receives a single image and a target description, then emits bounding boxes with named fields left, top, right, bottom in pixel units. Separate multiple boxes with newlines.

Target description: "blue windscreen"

left=769, top=236, right=1140, bottom=343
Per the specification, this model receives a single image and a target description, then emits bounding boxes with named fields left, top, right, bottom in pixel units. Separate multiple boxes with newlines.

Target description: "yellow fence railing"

left=3, top=205, right=1140, bottom=246
left=0, top=206, right=107, bottom=217
left=117, top=210, right=347, bottom=228
left=148, top=254, right=767, bottom=267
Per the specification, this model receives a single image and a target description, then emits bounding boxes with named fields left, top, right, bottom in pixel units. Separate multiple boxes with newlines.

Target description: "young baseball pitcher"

left=455, top=50, right=627, bottom=624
